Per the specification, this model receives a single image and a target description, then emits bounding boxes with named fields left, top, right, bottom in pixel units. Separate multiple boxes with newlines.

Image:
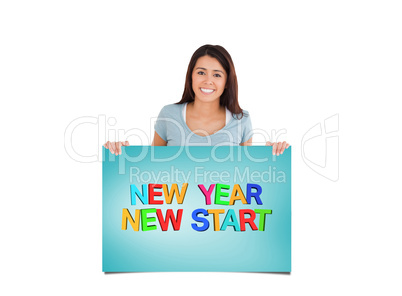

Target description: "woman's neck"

left=189, top=99, right=224, bottom=118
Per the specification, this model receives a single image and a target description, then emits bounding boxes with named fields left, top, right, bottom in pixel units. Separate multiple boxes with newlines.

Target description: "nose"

left=203, top=74, right=214, bottom=85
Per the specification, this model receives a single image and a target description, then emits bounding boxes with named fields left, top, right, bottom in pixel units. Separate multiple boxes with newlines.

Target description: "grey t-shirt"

left=154, top=103, right=253, bottom=146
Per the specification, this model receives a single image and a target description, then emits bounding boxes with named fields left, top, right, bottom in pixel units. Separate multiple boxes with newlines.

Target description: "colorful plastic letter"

left=163, top=183, right=188, bottom=204
left=215, top=184, right=230, bottom=205
left=239, top=209, right=258, bottom=231
left=229, top=184, right=247, bottom=205
left=198, top=184, right=215, bottom=205
left=121, top=208, right=140, bottom=231
left=130, top=184, right=148, bottom=205
left=191, top=208, right=210, bottom=231
left=156, top=209, right=183, bottom=231
left=246, top=184, right=263, bottom=205
left=220, top=209, right=241, bottom=231
left=254, top=209, right=272, bottom=231
left=148, top=184, right=164, bottom=205
left=141, top=208, right=157, bottom=231
left=207, top=209, right=225, bottom=231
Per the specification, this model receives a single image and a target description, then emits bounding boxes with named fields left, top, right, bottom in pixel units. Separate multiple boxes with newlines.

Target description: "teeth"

left=201, top=88, right=214, bottom=93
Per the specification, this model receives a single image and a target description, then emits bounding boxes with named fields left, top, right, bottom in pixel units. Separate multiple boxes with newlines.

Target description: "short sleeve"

left=241, top=111, right=253, bottom=144
left=154, top=106, right=168, bottom=141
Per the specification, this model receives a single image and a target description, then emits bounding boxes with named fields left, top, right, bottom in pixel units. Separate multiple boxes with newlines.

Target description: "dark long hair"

left=176, top=44, right=244, bottom=119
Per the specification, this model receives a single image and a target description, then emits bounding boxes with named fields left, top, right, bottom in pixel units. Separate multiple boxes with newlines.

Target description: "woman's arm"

left=152, top=131, right=168, bottom=146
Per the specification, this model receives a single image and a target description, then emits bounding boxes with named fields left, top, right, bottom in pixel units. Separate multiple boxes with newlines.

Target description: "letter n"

left=122, top=208, right=140, bottom=231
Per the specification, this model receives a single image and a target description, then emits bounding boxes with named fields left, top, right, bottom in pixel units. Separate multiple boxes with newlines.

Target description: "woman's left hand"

left=266, top=141, right=290, bottom=156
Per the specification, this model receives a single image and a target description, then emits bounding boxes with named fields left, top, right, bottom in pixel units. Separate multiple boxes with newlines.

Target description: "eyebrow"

left=195, top=67, right=225, bottom=74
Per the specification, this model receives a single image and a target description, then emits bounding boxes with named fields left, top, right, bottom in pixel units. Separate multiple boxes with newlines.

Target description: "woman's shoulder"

left=158, top=103, right=184, bottom=116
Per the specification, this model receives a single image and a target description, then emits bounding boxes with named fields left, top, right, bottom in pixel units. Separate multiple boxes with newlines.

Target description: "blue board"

left=102, top=146, right=291, bottom=272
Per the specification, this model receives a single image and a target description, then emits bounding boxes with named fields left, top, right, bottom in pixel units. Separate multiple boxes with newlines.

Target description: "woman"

left=104, top=44, right=289, bottom=154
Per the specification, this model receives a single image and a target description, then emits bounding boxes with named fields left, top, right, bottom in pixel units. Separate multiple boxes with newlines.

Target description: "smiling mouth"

left=200, top=88, right=215, bottom=95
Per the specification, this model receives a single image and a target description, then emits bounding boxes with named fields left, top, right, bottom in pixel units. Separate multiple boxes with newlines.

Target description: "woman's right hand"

left=103, top=141, right=129, bottom=155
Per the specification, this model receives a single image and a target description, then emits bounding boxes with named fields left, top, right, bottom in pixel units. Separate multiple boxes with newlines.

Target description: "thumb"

left=265, top=141, right=273, bottom=146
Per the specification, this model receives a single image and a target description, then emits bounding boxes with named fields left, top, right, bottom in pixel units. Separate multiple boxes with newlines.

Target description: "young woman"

left=104, top=44, right=289, bottom=154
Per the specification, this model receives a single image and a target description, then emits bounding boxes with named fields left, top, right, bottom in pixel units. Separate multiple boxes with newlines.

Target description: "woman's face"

left=191, top=55, right=227, bottom=104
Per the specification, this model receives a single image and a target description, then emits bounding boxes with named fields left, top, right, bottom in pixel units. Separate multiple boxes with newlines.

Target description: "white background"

left=1, top=1, right=401, bottom=295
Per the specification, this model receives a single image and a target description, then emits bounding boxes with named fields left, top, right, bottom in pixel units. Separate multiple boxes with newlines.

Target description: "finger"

left=286, top=143, right=290, bottom=149
left=276, top=142, right=283, bottom=155
left=104, top=141, right=109, bottom=149
left=115, top=142, right=120, bottom=155
left=123, top=141, right=129, bottom=146
left=272, top=142, right=277, bottom=155
left=117, top=142, right=123, bottom=155
left=280, top=141, right=287, bottom=154
left=266, top=141, right=273, bottom=146
left=110, top=142, right=116, bottom=154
